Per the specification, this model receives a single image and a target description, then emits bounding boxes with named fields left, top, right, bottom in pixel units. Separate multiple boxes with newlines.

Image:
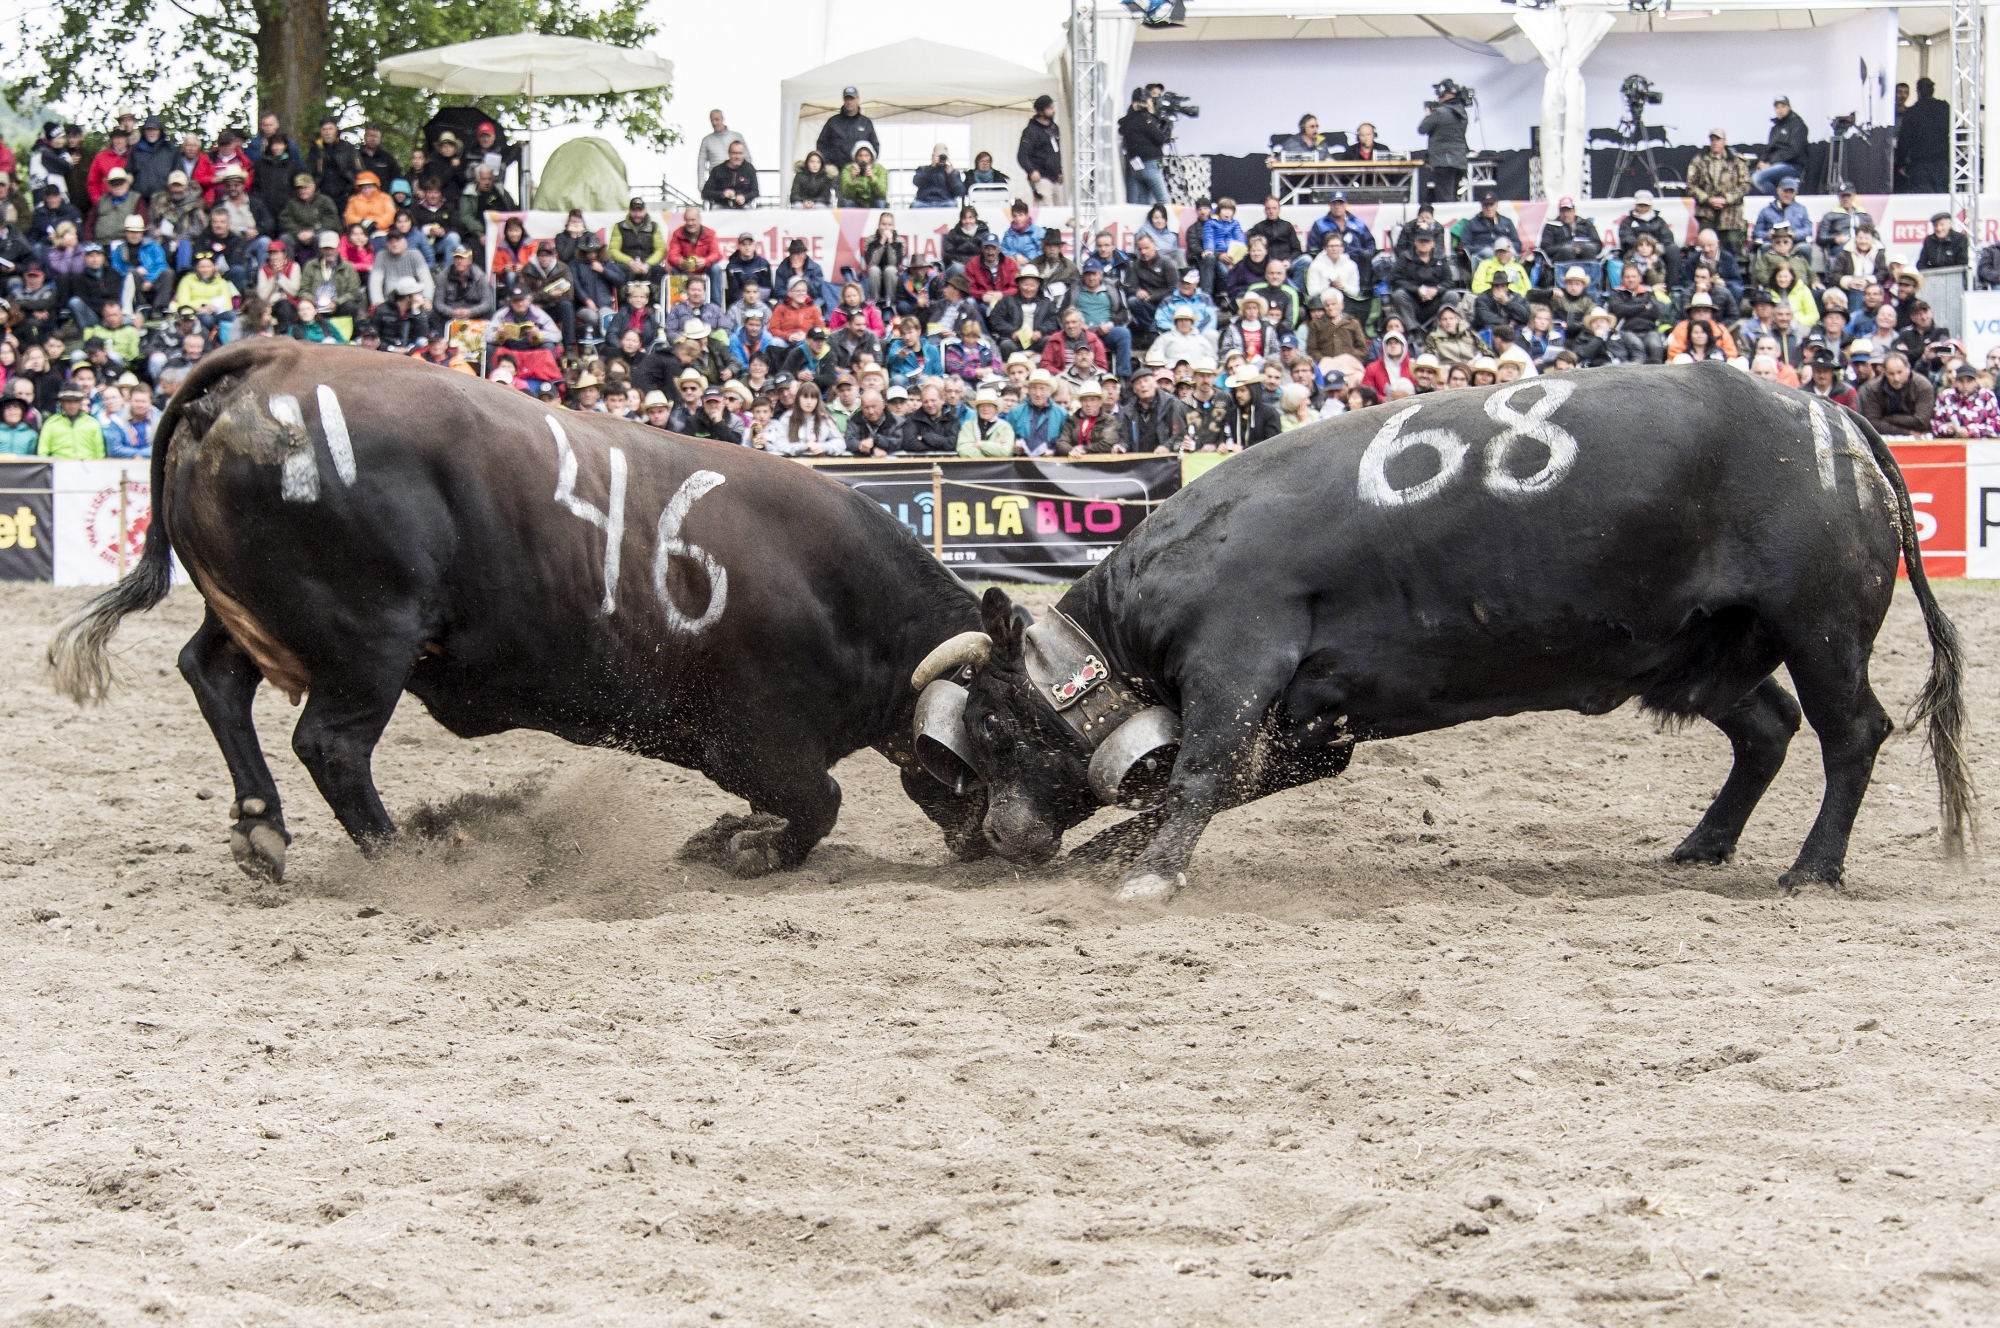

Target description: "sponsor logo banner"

left=0, top=460, right=54, bottom=582
left=803, top=455, right=1182, bottom=583
left=53, top=460, right=154, bottom=586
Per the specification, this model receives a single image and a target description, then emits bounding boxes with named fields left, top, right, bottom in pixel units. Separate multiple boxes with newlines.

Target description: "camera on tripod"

left=1425, top=78, right=1475, bottom=109
left=1621, top=74, right=1663, bottom=112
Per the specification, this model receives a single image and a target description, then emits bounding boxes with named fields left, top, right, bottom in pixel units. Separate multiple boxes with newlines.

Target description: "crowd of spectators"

left=0, top=94, right=1990, bottom=462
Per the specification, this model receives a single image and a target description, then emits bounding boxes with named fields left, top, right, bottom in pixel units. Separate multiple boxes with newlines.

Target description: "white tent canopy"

left=779, top=39, right=1060, bottom=186
left=376, top=33, right=674, bottom=97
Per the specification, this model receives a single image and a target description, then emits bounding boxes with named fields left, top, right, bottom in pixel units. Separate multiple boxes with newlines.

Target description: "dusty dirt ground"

left=2, top=580, right=1998, bottom=1328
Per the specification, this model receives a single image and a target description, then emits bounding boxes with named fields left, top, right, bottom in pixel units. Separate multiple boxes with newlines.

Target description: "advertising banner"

left=52, top=460, right=155, bottom=587
left=1965, top=440, right=2000, bottom=580
left=803, top=454, right=1182, bottom=583
left=0, top=460, right=54, bottom=582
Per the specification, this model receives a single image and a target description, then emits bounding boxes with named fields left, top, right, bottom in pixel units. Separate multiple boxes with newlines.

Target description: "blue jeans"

left=1096, top=324, right=1134, bottom=377
left=1751, top=164, right=1797, bottom=195
left=421, top=231, right=460, bottom=269
left=67, top=297, right=102, bottom=330
left=1126, top=160, right=1169, bottom=208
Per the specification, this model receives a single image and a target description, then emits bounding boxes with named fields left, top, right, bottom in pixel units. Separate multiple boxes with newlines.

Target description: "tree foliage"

left=6, top=0, right=675, bottom=157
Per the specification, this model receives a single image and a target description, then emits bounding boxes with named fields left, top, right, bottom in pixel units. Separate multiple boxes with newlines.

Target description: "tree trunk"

left=251, top=0, right=331, bottom=138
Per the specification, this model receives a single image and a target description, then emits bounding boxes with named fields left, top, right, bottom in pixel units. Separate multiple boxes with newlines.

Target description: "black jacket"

left=308, top=139, right=359, bottom=204
left=1473, top=288, right=1529, bottom=333
left=941, top=224, right=985, bottom=269
left=1222, top=399, right=1282, bottom=448
left=1124, top=251, right=1180, bottom=302
left=1539, top=216, right=1603, bottom=256
left=1123, top=390, right=1188, bottom=452
left=912, top=164, right=962, bottom=207
left=815, top=109, right=878, bottom=170
left=355, top=143, right=401, bottom=186
left=1898, top=94, right=1951, bottom=169
left=1416, top=102, right=1470, bottom=170
left=1247, top=216, right=1302, bottom=265
left=1617, top=211, right=1676, bottom=257
left=1118, top=106, right=1171, bottom=164
left=987, top=294, right=1062, bottom=345
left=1018, top=118, right=1062, bottom=180
left=702, top=161, right=759, bottom=208
left=1763, top=111, right=1808, bottom=168
left=902, top=405, right=960, bottom=454
left=844, top=409, right=907, bottom=455
left=1919, top=231, right=1970, bottom=271
left=1391, top=252, right=1454, bottom=296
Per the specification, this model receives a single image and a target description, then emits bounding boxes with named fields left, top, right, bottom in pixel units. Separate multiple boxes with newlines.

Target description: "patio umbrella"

left=377, top=33, right=674, bottom=192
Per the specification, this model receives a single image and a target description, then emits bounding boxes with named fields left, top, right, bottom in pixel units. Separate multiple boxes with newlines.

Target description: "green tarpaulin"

left=531, top=137, right=630, bottom=212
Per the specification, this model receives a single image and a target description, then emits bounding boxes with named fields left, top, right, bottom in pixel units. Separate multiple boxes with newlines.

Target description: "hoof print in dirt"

left=1115, top=871, right=1184, bottom=905
left=227, top=797, right=290, bottom=883
left=679, top=813, right=793, bottom=879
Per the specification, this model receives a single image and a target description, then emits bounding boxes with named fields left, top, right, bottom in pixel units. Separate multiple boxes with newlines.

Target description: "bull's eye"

left=982, top=713, right=1000, bottom=737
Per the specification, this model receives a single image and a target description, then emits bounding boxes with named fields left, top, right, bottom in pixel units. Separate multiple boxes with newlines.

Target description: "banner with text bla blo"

left=801, top=454, right=1184, bottom=584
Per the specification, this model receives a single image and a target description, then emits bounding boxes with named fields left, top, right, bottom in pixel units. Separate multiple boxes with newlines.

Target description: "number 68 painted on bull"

left=546, top=416, right=728, bottom=630
left=1359, top=380, right=1579, bottom=507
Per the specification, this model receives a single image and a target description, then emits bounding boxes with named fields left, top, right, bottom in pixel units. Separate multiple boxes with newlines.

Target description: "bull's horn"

left=911, top=632, right=993, bottom=690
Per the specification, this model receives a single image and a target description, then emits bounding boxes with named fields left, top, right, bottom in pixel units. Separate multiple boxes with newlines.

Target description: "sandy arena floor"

left=1, top=580, right=1997, bottom=1328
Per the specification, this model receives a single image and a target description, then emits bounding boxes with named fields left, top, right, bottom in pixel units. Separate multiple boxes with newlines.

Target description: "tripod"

left=1608, top=106, right=1666, bottom=196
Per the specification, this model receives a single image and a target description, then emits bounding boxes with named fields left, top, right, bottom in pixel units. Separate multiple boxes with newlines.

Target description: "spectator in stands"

left=722, top=232, right=772, bottom=307
left=667, top=207, right=722, bottom=288
left=939, top=206, right=984, bottom=274
left=1617, top=191, right=1679, bottom=286
left=1124, top=232, right=1178, bottom=337
left=764, top=378, right=843, bottom=454
left=1423, top=305, right=1479, bottom=366
left=957, top=387, right=1019, bottom=456
left=964, top=151, right=1009, bottom=192
left=837, top=144, right=889, bottom=208
left=1389, top=229, right=1453, bottom=331
left=1155, top=267, right=1216, bottom=336
left=1119, top=90, right=1172, bottom=207
left=1833, top=227, right=1891, bottom=294
left=612, top=197, right=665, bottom=284
left=1896, top=79, right=1951, bottom=194
left=1473, top=269, right=1529, bottom=336
left=1519, top=303, right=1564, bottom=368
left=436, top=244, right=492, bottom=322
left=989, top=265, right=1061, bottom=358
left=1919, top=213, right=1969, bottom=272
left=90, top=168, right=145, bottom=245
left=885, top=314, right=943, bottom=384
left=39, top=385, right=104, bottom=459
left=1568, top=307, right=1624, bottom=367
left=1036, top=231, right=1079, bottom=304
left=1305, top=230, right=1360, bottom=309
left=1751, top=178, right=1809, bottom=246
left=1861, top=350, right=1934, bottom=433
left=1894, top=299, right=1952, bottom=377
left=1815, top=183, right=1874, bottom=252
left=1306, top=290, right=1366, bottom=364
left=1277, top=113, right=1324, bottom=158
left=1750, top=222, right=1812, bottom=293
left=344, top=172, right=393, bottom=232
left=1460, top=190, right=1519, bottom=263
left=702, top=140, right=758, bottom=209
left=967, top=235, right=1018, bottom=303
left=771, top=275, right=826, bottom=343
left=1686, top=230, right=1743, bottom=297
left=726, top=276, right=773, bottom=333
left=913, top=146, right=963, bottom=208
left=843, top=388, right=905, bottom=456
left=1677, top=316, right=1730, bottom=365
left=665, top=274, right=724, bottom=342
left=815, top=88, right=877, bottom=173
left=1624, top=233, right=1668, bottom=288
left=86, top=128, right=131, bottom=205
left=1248, top=197, right=1304, bottom=282
left=895, top=253, right=942, bottom=323
left=1244, top=257, right=1300, bottom=332
left=1932, top=361, right=1998, bottom=436
left=1768, top=261, right=1817, bottom=328
left=173, top=252, right=239, bottom=337
left=1222, top=369, right=1282, bottom=448
left=1470, top=236, right=1527, bottom=296
left=1667, top=291, right=1735, bottom=359
left=1200, top=199, right=1247, bottom=298
left=1043, top=304, right=1109, bottom=375
left=790, top=150, right=835, bottom=208
left=1751, top=96, right=1809, bottom=195
left=1538, top=196, right=1602, bottom=267
left=1019, top=96, right=1065, bottom=205
left=1005, top=369, right=1067, bottom=455
left=998, top=202, right=1044, bottom=263
left=696, top=110, right=750, bottom=190
left=851, top=212, right=902, bottom=307
left=1417, top=85, right=1470, bottom=205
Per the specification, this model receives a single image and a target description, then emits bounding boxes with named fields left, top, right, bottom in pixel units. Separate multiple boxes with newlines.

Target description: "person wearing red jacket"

left=86, top=128, right=132, bottom=205
left=1360, top=326, right=1415, bottom=398
left=665, top=207, right=721, bottom=285
left=1040, top=309, right=1108, bottom=375
left=964, top=234, right=1018, bottom=303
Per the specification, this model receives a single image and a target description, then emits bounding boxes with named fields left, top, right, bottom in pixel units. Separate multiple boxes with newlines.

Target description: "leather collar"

left=1022, top=610, right=1151, bottom=752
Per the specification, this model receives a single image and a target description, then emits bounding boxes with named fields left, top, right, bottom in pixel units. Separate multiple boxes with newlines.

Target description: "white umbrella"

left=376, top=33, right=674, bottom=193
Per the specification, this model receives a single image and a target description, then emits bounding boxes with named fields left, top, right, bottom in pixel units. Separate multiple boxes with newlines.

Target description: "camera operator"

left=1118, top=88, right=1172, bottom=208
left=1417, top=81, right=1471, bottom=205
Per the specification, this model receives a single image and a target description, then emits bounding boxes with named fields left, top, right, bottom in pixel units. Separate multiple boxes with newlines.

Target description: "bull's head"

left=911, top=588, right=1179, bottom=865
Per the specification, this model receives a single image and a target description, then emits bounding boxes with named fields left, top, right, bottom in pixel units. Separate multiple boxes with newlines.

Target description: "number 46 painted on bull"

left=545, top=416, right=728, bottom=631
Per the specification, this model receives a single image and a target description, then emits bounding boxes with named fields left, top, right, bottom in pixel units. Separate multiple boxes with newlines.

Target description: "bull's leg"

left=178, top=609, right=291, bottom=883
left=692, top=748, right=844, bottom=879
left=899, top=767, right=992, bottom=862
left=1671, top=675, right=1803, bottom=866
left=289, top=666, right=408, bottom=849
left=1776, top=645, right=1893, bottom=891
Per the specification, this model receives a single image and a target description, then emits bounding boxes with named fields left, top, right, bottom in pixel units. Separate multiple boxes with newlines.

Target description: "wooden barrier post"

left=930, top=463, right=944, bottom=561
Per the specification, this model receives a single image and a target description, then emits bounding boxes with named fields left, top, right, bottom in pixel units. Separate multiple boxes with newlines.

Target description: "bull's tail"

left=1849, top=407, right=1977, bottom=859
left=47, top=350, right=240, bottom=705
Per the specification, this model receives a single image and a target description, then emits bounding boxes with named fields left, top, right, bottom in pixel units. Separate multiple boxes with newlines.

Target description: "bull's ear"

left=979, top=586, right=1016, bottom=641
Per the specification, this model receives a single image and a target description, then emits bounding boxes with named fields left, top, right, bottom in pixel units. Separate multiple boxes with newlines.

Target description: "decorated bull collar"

left=1022, top=610, right=1149, bottom=752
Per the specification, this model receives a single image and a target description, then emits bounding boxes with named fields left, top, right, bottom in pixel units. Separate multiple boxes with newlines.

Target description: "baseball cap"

left=886, top=385, right=909, bottom=401
left=1954, top=361, right=1979, bottom=379
left=1777, top=176, right=1800, bottom=191
left=1327, top=189, right=1347, bottom=202
left=1709, top=126, right=1729, bottom=140
left=166, top=169, right=188, bottom=186
left=1557, top=196, right=1575, bottom=209
left=842, top=85, right=859, bottom=98
left=806, top=325, right=828, bottom=339
left=1632, top=189, right=1655, bottom=203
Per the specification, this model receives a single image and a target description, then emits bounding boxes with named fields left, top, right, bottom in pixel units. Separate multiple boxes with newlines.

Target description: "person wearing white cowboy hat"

left=1466, top=355, right=1500, bottom=387
left=1222, top=366, right=1282, bottom=450
left=1055, top=377, right=1112, bottom=456
left=1409, top=351, right=1444, bottom=393
left=1572, top=306, right=1623, bottom=368
left=1006, top=367, right=1068, bottom=457
left=957, top=385, right=1020, bottom=457
left=1153, top=304, right=1211, bottom=371
left=640, top=389, right=674, bottom=429
left=1494, top=344, right=1536, bottom=381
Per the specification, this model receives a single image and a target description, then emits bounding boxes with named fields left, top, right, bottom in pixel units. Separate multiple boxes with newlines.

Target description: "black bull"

left=49, top=341, right=990, bottom=879
left=932, top=364, right=1975, bottom=902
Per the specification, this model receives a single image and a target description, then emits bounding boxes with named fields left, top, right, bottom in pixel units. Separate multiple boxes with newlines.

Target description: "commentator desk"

left=1266, top=157, right=1499, bottom=206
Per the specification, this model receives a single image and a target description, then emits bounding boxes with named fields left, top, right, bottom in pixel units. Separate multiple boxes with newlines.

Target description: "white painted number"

left=1357, top=381, right=1578, bottom=508
left=549, top=415, right=628, bottom=615
left=1482, top=380, right=1578, bottom=498
left=1357, top=404, right=1470, bottom=508
left=653, top=470, right=729, bottom=633
left=548, top=416, right=728, bottom=632
left=316, top=384, right=358, bottom=486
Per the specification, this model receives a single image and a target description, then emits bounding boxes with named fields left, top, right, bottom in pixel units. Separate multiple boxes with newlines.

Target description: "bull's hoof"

left=943, top=823, right=993, bottom=862
left=1777, top=865, right=1842, bottom=894
left=680, top=812, right=793, bottom=879
left=1115, top=871, right=1184, bottom=905
left=230, top=823, right=290, bottom=883
left=1670, top=836, right=1736, bottom=866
